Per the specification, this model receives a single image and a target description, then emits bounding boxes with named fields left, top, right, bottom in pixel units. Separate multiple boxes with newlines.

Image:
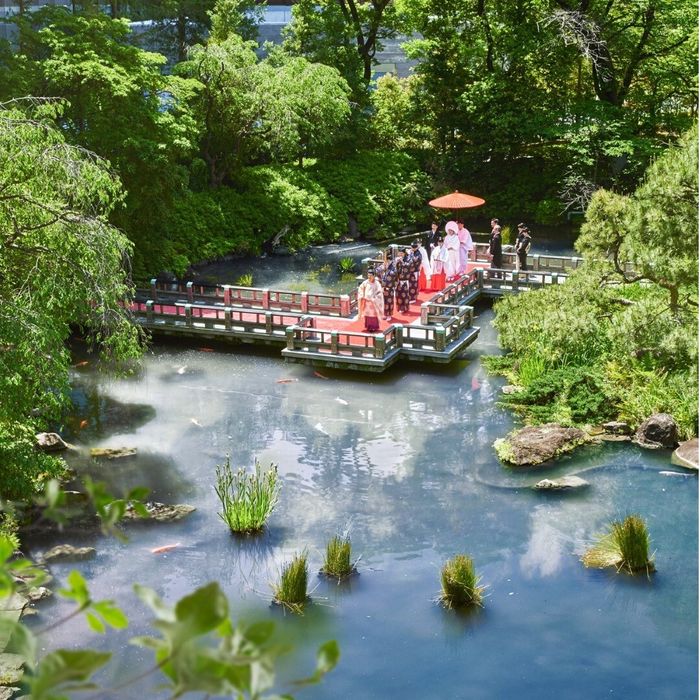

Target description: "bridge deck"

left=133, top=259, right=573, bottom=372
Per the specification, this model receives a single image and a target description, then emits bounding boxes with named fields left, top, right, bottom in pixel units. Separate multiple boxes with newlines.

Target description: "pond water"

left=26, top=249, right=697, bottom=699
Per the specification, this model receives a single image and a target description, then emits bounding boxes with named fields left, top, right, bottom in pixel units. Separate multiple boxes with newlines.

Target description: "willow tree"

left=0, top=103, right=142, bottom=499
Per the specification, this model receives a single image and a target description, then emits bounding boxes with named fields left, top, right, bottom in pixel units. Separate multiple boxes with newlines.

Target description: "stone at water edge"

left=90, top=447, right=137, bottom=459
left=39, top=544, right=96, bottom=564
left=123, top=502, right=196, bottom=523
left=533, top=475, right=590, bottom=491
left=35, top=432, right=67, bottom=452
left=501, top=385, right=523, bottom=395
left=494, top=423, right=589, bottom=466
left=671, top=438, right=698, bottom=472
left=602, top=420, right=632, bottom=435
left=634, top=413, right=679, bottom=449
left=0, top=653, right=24, bottom=687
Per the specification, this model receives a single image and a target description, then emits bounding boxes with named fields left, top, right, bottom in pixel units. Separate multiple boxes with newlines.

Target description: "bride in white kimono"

left=443, top=222, right=461, bottom=280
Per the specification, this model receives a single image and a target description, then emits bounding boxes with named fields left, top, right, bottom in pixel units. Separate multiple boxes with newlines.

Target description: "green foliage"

left=582, top=514, right=654, bottom=575
left=215, top=457, right=280, bottom=534
left=273, top=552, right=309, bottom=613
left=337, top=258, right=355, bottom=274
left=320, top=536, right=355, bottom=580
left=236, top=273, right=254, bottom=287
left=439, top=555, right=484, bottom=609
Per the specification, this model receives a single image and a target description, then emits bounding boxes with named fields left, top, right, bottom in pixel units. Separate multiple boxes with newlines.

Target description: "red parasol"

left=428, top=191, right=485, bottom=209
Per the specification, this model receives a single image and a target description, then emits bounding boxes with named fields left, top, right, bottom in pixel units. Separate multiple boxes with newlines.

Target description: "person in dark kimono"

left=408, top=241, right=422, bottom=302
left=376, top=251, right=397, bottom=320
left=489, top=218, right=503, bottom=279
left=395, top=248, right=411, bottom=313
left=515, top=223, right=531, bottom=272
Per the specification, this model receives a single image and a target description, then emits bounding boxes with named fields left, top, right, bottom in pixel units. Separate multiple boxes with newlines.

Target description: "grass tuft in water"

left=320, top=535, right=355, bottom=580
left=273, top=552, right=309, bottom=613
left=236, top=273, right=254, bottom=287
left=439, top=554, right=484, bottom=608
left=582, top=514, right=655, bottom=575
left=214, top=457, right=279, bottom=534
left=337, top=257, right=355, bottom=273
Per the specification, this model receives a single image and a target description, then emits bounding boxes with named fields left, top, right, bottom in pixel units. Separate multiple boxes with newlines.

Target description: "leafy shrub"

left=439, top=554, right=484, bottom=608
left=582, top=514, right=654, bottom=575
left=320, top=536, right=355, bottom=580
left=337, top=257, right=355, bottom=273
left=214, top=457, right=279, bottom=534
left=273, top=552, right=309, bottom=613
left=236, top=273, right=254, bottom=287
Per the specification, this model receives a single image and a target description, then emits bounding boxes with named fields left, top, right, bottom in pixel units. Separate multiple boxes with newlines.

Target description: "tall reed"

left=214, top=457, right=279, bottom=534
left=439, top=555, right=484, bottom=608
left=320, top=535, right=355, bottom=580
left=273, top=552, right=309, bottom=613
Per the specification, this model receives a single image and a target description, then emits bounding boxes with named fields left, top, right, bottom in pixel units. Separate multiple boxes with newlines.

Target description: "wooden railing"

left=285, top=322, right=400, bottom=360
left=471, top=243, right=583, bottom=272
left=140, top=280, right=358, bottom=317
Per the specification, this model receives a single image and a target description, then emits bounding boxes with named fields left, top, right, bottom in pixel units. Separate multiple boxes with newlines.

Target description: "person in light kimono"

left=430, top=237, right=447, bottom=290
left=443, top=221, right=460, bottom=280
left=456, top=220, right=474, bottom=273
left=417, top=239, right=432, bottom=292
left=358, top=268, right=385, bottom=331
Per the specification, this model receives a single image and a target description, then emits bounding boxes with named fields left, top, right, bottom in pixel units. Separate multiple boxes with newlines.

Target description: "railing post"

left=532, top=254, right=540, bottom=272
left=285, top=326, right=295, bottom=350
left=435, top=325, right=446, bottom=351
left=374, top=334, right=386, bottom=358
left=223, top=285, right=232, bottom=306
left=477, top=268, right=484, bottom=289
left=265, top=311, right=273, bottom=334
left=512, top=271, right=519, bottom=292
left=551, top=273, right=559, bottom=286
left=420, top=302, right=430, bottom=325
left=150, top=278, right=158, bottom=301
left=300, top=291, right=309, bottom=313
left=330, top=331, right=339, bottom=354
left=225, top=308, right=232, bottom=330
left=186, top=281, right=194, bottom=302
left=394, top=323, right=404, bottom=348
left=185, top=303, right=192, bottom=326
left=146, top=300, right=153, bottom=323
left=340, top=294, right=350, bottom=317
left=262, top=289, right=270, bottom=310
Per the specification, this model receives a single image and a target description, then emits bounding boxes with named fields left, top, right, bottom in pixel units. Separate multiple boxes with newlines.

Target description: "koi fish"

left=314, top=423, right=329, bottom=436
left=190, top=418, right=202, bottom=427
left=73, top=360, right=89, bottom=367
left=276, top=378, right=298, bottom=384
left=79, top=419, right=89, bottom=429
left=659, top=471, right=691, bottom=477
left=150, top=542, right=181, bottom=554
left=335, top=397, right=349, bottom=405
left=199, top=347, right=214, bottom=353
left=176, top=365, right=187, bottom=375
left=314, top=371, right=329, bottom=380
left=471, top=376, right=481, bottom=391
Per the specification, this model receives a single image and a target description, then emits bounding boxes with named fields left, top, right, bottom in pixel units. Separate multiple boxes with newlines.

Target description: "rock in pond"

left=35, top=432, right=67, bottom=452
left=671, top=438, right=698, bottom=472
left=501, top=385, right=523, bottom=395
left=40, top=545, right=96, bottom=564
left=533, top=475, right=590, bottom=491
left=90, top=447, right=137, bottom=459
left=0, top=653, right=24, bottom=686
left=123, top=502, right=196, bottom=523
left=634, top=413, right=679, bottom=449
left=602, top=421, right=632, bottom=435
left=494, top=424, right=588, bottom=466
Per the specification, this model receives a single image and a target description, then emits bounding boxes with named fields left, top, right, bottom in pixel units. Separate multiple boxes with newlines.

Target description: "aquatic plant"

left=236, top=273, right=254, bottom=287
left=582, top=514, right=655, bottom=575
left=439, top=554, right=484, bottom=608
left=273, top=551, right=309, bottom=613
left=337, top=257, right=355, bottom=273
left=214, top=457, right=279, bottom=534
left=501, top=225, right=513, bottom=246
left=320, top=535, right=355, bottom=580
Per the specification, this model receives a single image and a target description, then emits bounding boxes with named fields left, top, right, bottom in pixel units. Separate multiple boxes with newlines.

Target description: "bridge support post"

left=146, top=300, right=153, bottom=323
left=512, top=271, right=519, bottom=292
left=225, top=308, right=232, bottom=330
left=532, top=255, right=540, bottom=272
left=262, top=289, right=270, bottom=310
left=477, top=268, right=484, bottom=289
left=265, top=312, right=273, bottom=334
left=186, top=281, right=194, bottom=302
left=551, top=273, right=559, bottom=286
left=223, top=285, right=231, bottom=306
left=150, top=279, right=157, bottom=301
left=184, top=304, right=193, bottom=326
left=394, top=323, right=404, bottom=348
left=330, top=331, right=339, bottom=354
left=435, top=325, right=446, bottom=351
left=285, top=326, right=295, bottom=350
left=420, top=302, right=430, bottom=325
left=340, top=294, right=350, bottom=317
left=374, top=334, right=386, bottom=358
left=300, top=292, right=309, bottom=313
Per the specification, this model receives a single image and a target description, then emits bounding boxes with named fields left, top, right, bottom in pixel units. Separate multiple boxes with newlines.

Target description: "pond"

left=26, top=247, right=697, bottom=699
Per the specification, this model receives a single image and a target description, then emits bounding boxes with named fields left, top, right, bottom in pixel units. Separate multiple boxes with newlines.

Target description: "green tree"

left=0, top=104, right=142, bottom=499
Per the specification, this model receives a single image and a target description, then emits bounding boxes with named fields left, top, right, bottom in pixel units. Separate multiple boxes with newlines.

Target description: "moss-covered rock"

left=494, top=423, right=589, bottom=466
